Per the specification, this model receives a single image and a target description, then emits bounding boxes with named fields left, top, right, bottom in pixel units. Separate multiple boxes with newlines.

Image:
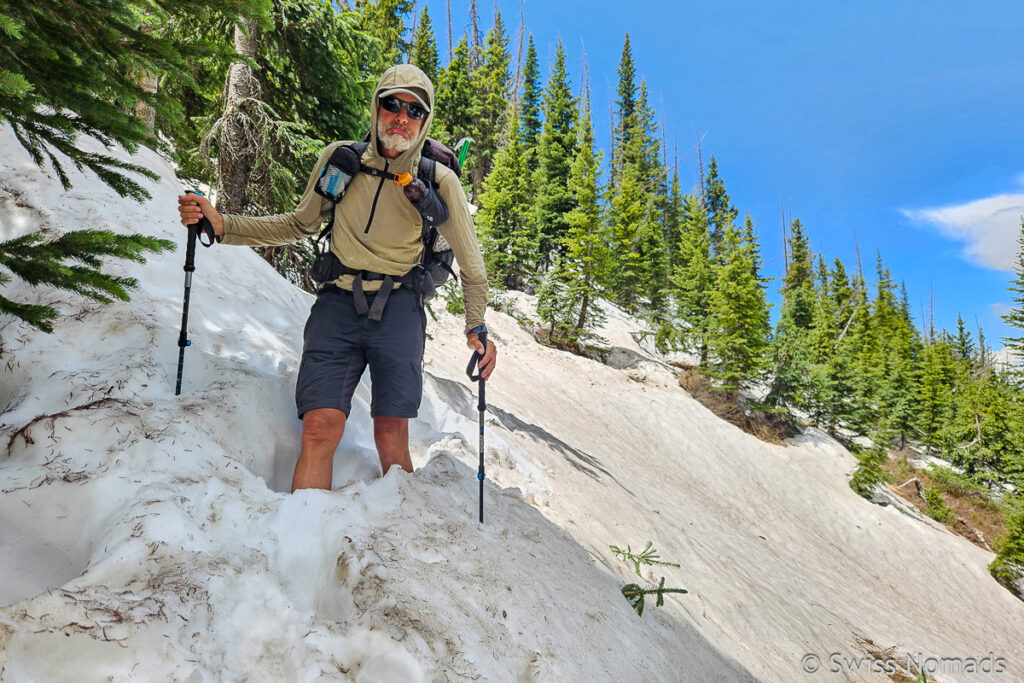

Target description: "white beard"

left=377, top=120, right=415, bottom=154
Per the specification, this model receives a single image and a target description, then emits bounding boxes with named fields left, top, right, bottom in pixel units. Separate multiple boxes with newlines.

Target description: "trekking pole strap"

left=184, top=191, right=217, bottom=247
left=465, top=331, right=488, bottom=383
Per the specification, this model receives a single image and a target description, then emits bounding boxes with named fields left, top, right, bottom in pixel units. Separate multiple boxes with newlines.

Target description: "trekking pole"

left=175, top=190, right=215, bottom=396
left=466, top=330, right=488, bottom=522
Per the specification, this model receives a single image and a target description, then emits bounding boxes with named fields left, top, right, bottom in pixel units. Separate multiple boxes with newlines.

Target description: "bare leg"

left=291, top=408, right=346, bottom=492
left=374, top=416, right=413, bottom=474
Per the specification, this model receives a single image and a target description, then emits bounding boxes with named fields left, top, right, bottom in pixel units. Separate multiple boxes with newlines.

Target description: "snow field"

left=0, top=130, right=748, bottom=681
left=3, top=126, right=1024, bottom=681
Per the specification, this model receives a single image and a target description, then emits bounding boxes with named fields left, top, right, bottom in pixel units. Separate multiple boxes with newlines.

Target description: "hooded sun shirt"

left=219, top=64, right=488, bottom=334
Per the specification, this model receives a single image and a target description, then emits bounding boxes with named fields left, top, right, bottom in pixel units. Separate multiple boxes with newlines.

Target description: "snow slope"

left=2, top=128, right=1023, bottom=682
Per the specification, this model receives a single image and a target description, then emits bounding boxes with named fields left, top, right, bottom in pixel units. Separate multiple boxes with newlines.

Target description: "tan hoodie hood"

left=364, top=64, right=435, bottom=175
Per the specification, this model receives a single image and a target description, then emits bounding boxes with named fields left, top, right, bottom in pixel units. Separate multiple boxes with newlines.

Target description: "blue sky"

left=423, top=0, right=1024, bottom=347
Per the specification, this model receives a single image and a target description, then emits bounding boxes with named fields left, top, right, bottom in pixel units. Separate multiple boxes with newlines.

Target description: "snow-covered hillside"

left=2, top=129, right=1023, bottom=682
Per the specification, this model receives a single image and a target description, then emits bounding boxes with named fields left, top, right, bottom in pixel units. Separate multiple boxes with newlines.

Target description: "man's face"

left=377, top=93, right=425, bottom=155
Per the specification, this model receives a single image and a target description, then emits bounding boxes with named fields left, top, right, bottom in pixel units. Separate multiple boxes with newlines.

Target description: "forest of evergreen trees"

left=2, top=0, right=1022, bottom=593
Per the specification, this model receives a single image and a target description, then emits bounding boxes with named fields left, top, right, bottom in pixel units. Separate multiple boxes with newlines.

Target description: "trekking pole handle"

left=466, top=330, right=488, bottom=382
left=184, top=190, right=217, bottom=248
left=178, top=214, right=199, bottom=350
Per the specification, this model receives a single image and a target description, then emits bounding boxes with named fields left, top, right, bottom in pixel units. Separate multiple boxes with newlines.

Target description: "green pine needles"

left=0, top=230, right=173, bottom=333
left=610, top=541, right=680, bottom=575
left=1001, top=219, right=1024, bottom=370
left=610, top=542, right=688, bottom=616
left=849, top=439, right=892, bottom=499
left=923, top=488, right=955, bottom=525
left=989, top=503, right=1024, bottom=598
left=0, top=0, right=268, bottom=200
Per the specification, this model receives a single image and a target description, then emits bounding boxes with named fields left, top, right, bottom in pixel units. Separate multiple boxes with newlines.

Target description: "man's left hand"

left=467, top=333, right=497, bottom=380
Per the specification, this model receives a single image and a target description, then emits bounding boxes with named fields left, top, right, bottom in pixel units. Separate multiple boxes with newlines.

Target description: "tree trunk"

left=133, top=25, right=158, bottom=135
left=575, top=290, right=590, bottom=333
left=133, top=69, right=158, bottom=135
left=218, top=19, right=261, bottom=215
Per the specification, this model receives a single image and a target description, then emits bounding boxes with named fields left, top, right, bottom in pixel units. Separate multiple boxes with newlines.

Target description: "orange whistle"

left=395, top=172, right=413, bottom=186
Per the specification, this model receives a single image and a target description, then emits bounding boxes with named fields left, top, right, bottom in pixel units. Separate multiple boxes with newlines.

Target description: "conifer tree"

left=531, top=41, right=578, bottom=267
left=805, top=257, right=841, bottom=428
left=745, top=215, right=770, bottom=286
left=0, top=0, right=250, bottom=329
left=409, top=6, right=439, bottom=84
left=607, top=159, right=665, bottom=313
left=611, top=33, right=637, bottom=186
left=850, top=438, right=892, bottom=499
left=942, top=369, right=1024, bottom=486
left=781, top=220, right=814, bottom=304
left=703, top=157, right=739, bottom=258
left=767, top=219, right=816, bottom=408
left=434, top=36, right=475, bottom=148
left=871, top=259, right=921, bottom=447
left=705, top=218, right=771, bottom=399
left=843, top=269, right=879, bottom=431
left=355, top=0, right=414, bottom=70
left=519, top=35, right=542, bottom=159
left=606, top=56, right=666, bottom=312
left=217, top=18, right=262, bottom=215
left=633, top=80, right=668, bottom=313
left=989, top=500, right=1024, bottom=597
left=634, top=81, right=664, bottom=181
left=476, top=108, right=536, bottom=290
left=664, top=167, right=684, bottom=274
left=535, top=81, right=609, bottom=348
left=168, top=1, right=372, bottom=214
left=806, top=257, right=857, bottom=432
left=952, top=315, right=977, bottom=366
left=171, top=0, right=374, bottom=288
left=0, top=0, right=268, bottom=200
left=1001, top=219, right=1024, bottom=367
left=670, top=194, right=715, bottom=362
left=916, top=337, right=956, bottom=453
left=534, top=257, right=574, bottom=343
left=467, top=11, right=511, bottom=201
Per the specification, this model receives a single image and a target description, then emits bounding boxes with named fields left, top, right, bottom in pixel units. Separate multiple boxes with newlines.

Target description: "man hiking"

left=177, top=64, right=496, bottom=491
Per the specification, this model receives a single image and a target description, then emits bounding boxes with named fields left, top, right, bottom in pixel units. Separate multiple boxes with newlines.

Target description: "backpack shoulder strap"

left=317, top=140, right=367, bottom=240
left=418, top=155, right=437, bottom=188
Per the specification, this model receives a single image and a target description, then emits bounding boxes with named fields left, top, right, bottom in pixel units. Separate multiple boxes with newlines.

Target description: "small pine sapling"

left=850, top=440, right=892, bottom=499
left=923, top=488, right=955, bottom=524
left=620, top=577, right=689, bottom=617
left=610, top=541, right=688, bottom=616
left=989, top=500, right=1024, bottom=598
left=610, top=541, right=679, bottom=575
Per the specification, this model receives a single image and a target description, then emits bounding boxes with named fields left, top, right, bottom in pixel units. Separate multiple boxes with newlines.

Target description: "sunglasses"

left=379, top=95, right=428, bottom=120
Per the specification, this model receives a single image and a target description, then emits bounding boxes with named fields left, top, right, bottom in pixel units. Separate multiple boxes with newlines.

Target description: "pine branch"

left=610, top=541, right=681, bottom=576
left=621, top=577, right=689, bottom=617
left=0, top=293, right=58, bottom=333
left=0, top=229, right=174, bottom=332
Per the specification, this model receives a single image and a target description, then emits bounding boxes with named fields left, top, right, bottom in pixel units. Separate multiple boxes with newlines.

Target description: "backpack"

left=311, top=137, right=461, bottom=298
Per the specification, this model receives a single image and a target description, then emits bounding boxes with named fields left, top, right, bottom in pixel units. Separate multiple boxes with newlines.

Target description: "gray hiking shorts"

left=295, top=285, right=426, bottom=419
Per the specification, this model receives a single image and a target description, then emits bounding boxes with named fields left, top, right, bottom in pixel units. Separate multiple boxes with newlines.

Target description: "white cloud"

left=991, top=302, right=1012, bottom=318
left=902, top=194, right=1024, bottom=271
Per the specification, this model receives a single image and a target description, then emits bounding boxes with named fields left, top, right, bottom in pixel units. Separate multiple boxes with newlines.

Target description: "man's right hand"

left=177, top=193, right=225, bottom=237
